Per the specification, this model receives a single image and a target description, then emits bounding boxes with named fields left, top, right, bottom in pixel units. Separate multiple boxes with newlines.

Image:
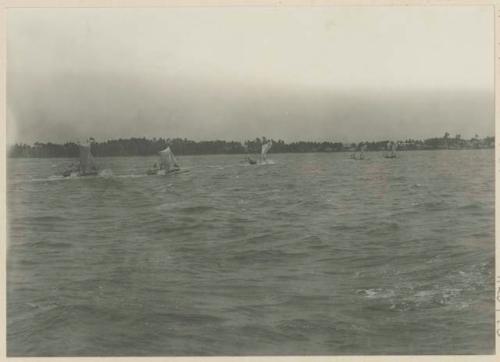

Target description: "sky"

left=7, top=6, right=494, bottom=144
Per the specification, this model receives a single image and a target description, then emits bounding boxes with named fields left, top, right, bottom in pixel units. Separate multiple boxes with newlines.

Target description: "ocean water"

left=7, top=150, right=495, bottom=356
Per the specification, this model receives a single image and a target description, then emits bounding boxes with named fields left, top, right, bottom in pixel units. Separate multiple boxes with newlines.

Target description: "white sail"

left=360, top=144, right=366, bottom=154
left=261, top=141, right=272, bottom=162
left=390, top=142, right=397, bottom=156
left=158, top=147, right=179, bottom=172
left=79, top=143, right=97, bottom=175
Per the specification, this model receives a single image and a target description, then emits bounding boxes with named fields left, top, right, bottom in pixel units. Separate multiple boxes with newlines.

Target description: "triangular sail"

left=79, top=143, right=97, bottom=174
left=158, top=147, right=179, bottom=171
left=261, top=141, right=272, bottom=161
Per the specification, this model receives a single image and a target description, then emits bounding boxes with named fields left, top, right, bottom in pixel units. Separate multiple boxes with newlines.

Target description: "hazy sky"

left=7, top=6, right=494, bottom=144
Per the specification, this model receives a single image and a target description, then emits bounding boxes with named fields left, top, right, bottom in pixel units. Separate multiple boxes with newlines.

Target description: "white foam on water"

left=99, top=169, right=114, bottom=177
left=30, top=169, right=115, bottom=182
left=115, top=174, right=149, bottom=179
left=357, top=288, right=395, bottom=299
left=258, top=159, right=276, bottom=166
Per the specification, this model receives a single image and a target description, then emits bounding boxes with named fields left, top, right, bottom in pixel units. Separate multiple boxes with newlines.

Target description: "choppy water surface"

left=7, top=150, right=494, bottom=356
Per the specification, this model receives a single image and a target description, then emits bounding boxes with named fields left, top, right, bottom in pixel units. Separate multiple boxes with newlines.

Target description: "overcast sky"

left=7, top=6, right=494, bottom=144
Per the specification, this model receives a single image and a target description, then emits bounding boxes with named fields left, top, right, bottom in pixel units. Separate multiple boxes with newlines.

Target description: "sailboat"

left=359, top=144, right=367, bottom=160
left=78, top=142, right=99, bottom=175
left=384, top=141, right=397, bottom=158
left=243, top=143, right=257, bottom=165
left=62, top=141, right=98, bottom=177
left=260, top=140, right=273, bottom=164
left=352, top=143, right=367, bottom=160
left=147, top=146, right=181, bottom=175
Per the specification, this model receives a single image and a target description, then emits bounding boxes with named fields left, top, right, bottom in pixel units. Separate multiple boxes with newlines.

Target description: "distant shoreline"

left=8, top=135, right=495, bottom=158
left=7, top=148, right=496, bottom=159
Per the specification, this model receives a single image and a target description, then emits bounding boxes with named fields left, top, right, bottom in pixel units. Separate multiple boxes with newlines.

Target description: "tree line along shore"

left=9, top=133, right=495, bottom=158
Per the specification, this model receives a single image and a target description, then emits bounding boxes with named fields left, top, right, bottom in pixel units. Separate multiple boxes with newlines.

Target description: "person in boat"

left=62, top=162, right=78, bottom=177
left=147, top=162, right=160, bottom=175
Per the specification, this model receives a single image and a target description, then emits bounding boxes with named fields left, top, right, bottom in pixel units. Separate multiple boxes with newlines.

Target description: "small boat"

left=351, top=143, right=366, bottom=160
left=246, top=140, right=273, bottom=165
left=384, top=141, right=398, bottom=158
left=62, top=141, right=98, bottom=177
left=147, top=146, right=181, bottom=175
left=260, top=140, right=273, bottom=164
